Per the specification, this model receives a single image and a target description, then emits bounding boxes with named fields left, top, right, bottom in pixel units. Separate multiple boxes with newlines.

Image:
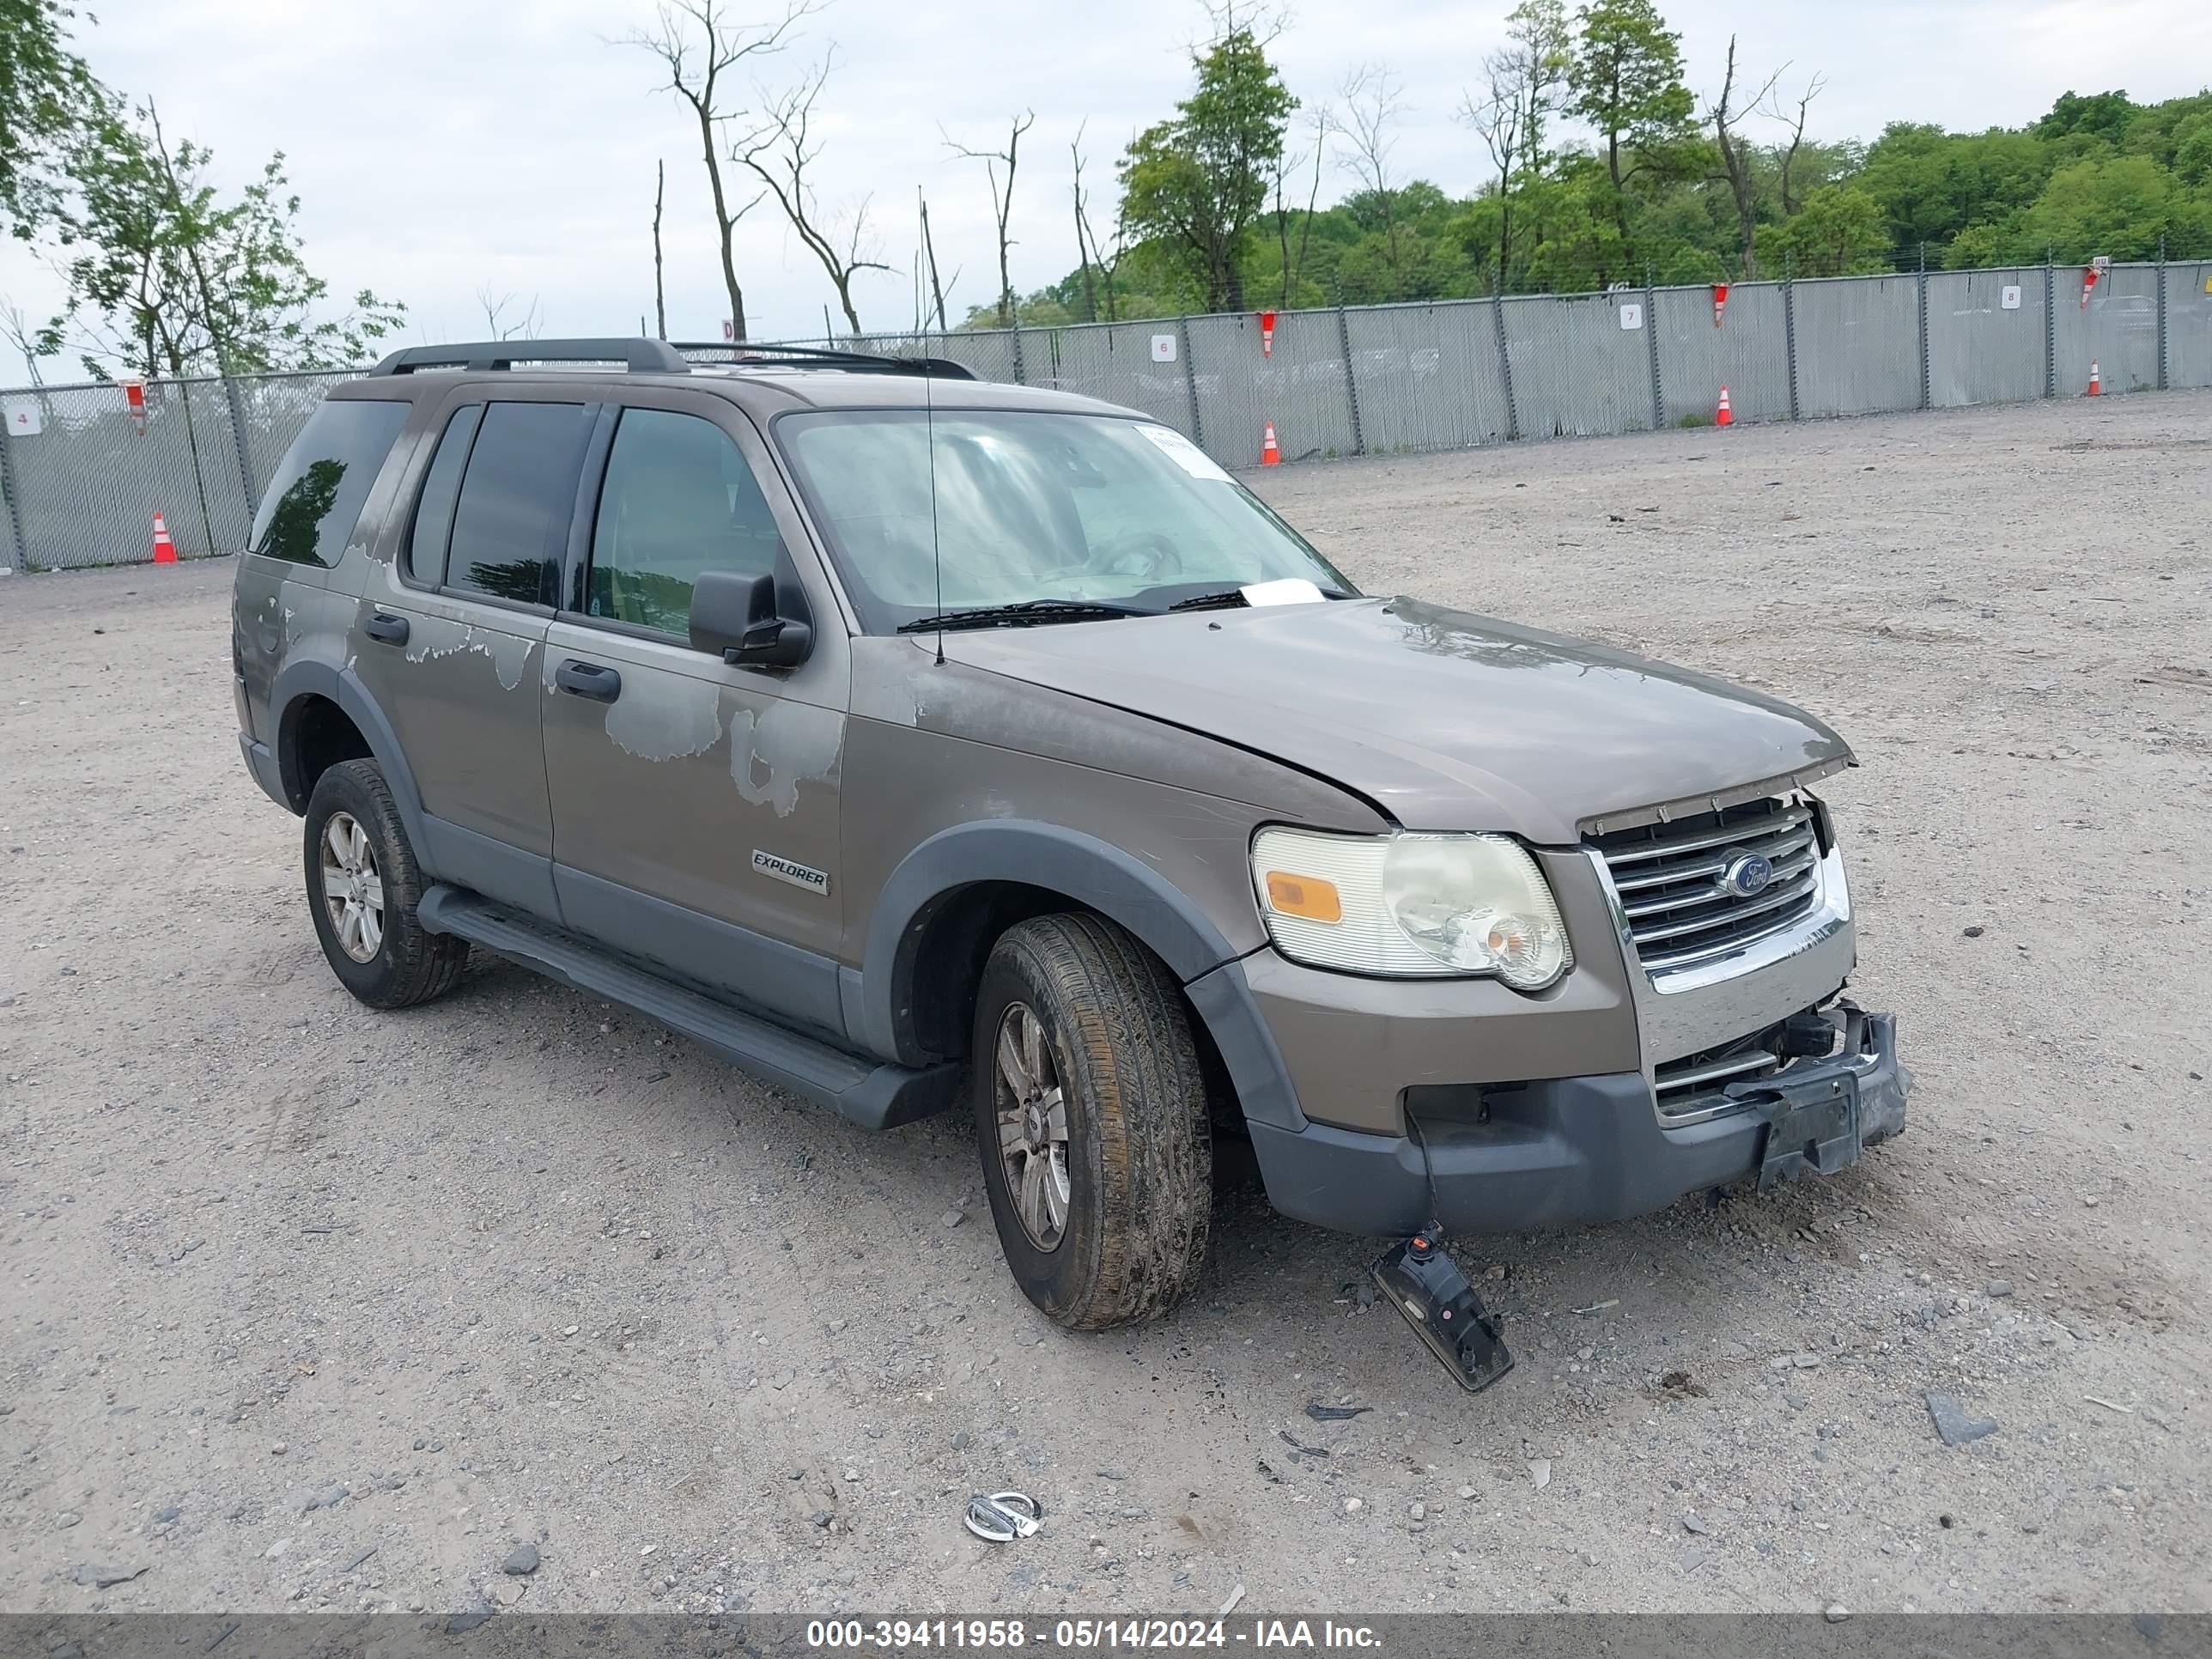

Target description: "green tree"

left=2175, top=115, right=2212, bottom=188
left=1, top=0, right=99, bottom=234
left=1939, top=219, right=2033, bottom=270
left=1517, top=161, right=1633, bottom=290
left=1758, top=183, right=1888, bottom=275
left=1857, top=122, right=2052, bottom=253
left=52, top=100, right=404, bottom=378
left=1118, top=25, right=1296, bottom=311
left=1567, top=0, right=1697, bottom=200
left=2019, top=153, right=2185, bottom=259
left=2033, top=90, right=2136, bottom=148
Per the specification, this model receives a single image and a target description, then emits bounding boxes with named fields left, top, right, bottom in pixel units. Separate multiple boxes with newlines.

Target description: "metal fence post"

left=1335, top=301, right=1365, bottom=455
left=2044, top=252, right=2057, bottom=399
left=1009, top=319, right=1027, bottom=386
left=2157, top=237, right=2170, bottom=391
left=1177, top=316, right=1204, bottom=452
left=1783, top=253, right=1801, bottom=422
left=0, top=412, right=27, bottom=572
left=1490, top=287, right=1521, bottom=441
left=1916, top=244, right=1932, bottom=411
left=1644, top=265, right=1663, bottom=429
left=221, top=375, right=258, bottom=512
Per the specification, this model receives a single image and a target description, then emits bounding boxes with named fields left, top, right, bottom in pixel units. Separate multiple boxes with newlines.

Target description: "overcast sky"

left=3, top=0, right=2207, bottom=381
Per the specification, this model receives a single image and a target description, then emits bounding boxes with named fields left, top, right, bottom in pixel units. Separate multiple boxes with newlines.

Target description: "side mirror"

left=690, top=568, right=813, bottom=669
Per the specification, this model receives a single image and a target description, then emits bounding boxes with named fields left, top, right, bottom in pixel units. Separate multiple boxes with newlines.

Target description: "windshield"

left=775, top=409, right=1354, bottom=632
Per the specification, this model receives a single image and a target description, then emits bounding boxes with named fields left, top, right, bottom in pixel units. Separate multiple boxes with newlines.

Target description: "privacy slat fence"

left=3, top=258, right=2207, bottom=573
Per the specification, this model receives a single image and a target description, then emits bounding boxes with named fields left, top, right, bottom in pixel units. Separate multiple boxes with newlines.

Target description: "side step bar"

left=416, top=886, right=961, bottom=1132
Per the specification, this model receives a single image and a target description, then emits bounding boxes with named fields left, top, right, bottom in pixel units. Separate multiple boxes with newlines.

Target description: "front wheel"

left=970, top=914, right=1212, bottom=1331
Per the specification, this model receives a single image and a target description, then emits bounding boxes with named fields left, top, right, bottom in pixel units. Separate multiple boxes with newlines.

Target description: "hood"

left=945, top=596, right=1851, bottom=844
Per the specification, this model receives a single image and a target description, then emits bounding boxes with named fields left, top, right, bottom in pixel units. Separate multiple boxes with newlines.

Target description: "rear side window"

left=248, top=398, right=410, bottom=567
left=445, top=402, right=591, bottom=606
left=404, top=404, right=483, bottom=587
left=586, top=408, right=782, bottom=637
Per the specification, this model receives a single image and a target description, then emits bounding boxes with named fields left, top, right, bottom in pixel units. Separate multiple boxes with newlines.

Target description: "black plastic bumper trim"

left=1248, top=1012, right=1911, bottom=1237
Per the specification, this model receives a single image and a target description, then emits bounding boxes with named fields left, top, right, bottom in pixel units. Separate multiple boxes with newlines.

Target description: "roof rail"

left=674, top=343, right=976, bottom=380
left=366, top=338, right=691, bottom=377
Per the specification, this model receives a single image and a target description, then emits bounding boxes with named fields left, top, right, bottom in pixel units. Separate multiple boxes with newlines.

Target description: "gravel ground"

left=2, top=392, right=2205, bottom=1619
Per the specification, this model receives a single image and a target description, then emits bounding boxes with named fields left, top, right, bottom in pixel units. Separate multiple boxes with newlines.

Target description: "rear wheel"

left=303, top=759, right=467, bottom=1009
left=970, top=914, right=1212, bottom=1330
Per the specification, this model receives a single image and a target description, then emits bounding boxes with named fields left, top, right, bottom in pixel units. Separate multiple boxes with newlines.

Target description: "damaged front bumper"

left=1248, top=1003, right=1911, bottom=1237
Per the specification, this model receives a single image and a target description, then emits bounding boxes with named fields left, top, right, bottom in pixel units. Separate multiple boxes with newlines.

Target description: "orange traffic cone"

left=2086, top=360, right=2101, bottom=396
left=1260, top=420, right=1281, bottom=465
left=1715, top=386, right=1734, bottom=427
left=150, top=512, right=178, bottom=563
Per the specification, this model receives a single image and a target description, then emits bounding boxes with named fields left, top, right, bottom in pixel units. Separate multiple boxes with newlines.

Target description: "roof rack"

left=367, top=338, right=692, bottom=377
left=673, top=343, right=976, bottom=380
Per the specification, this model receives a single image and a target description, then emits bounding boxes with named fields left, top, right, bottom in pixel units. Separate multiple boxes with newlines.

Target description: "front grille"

left=1650, top=1008, right=1843, bottom=1121
left=1652, top=1030, right=1784, bottom=1118
left=1591, top=796, right=1824, bottom=974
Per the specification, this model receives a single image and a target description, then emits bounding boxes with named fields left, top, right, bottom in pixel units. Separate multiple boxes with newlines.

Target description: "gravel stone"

left=1926, top=1391, right=2000, bottom=1447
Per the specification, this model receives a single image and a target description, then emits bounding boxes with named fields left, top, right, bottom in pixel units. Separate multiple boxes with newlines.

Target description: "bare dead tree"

left=1200, top=0, right=1290, bottom=47
left=1769, top=73, right=1826, bottom=216
left=0, top=298, right=51, bottom=391
left=1069, top=121, right=1128, bottom=323
left=1269, top=142, right=1300, bottom=310
left=1460, top=71, right=1526, bottom=289
left=1458, top=0, right=1571, bottom=289
left=651, top=161, right=668, bottom=337
left=613, top=0, right=816, bottom=343
left=732, top=54, right=890, bottom=337
left=477, top=286, right=544, bottom=340
left=944, top=111, right=1035, bottom=329
left=1291, top=104, right=1332, bottom=305
left=1070, top=121, right=1100, bottom=323
left=1708, top=35, right=1784, bottom=280
left=917, top=189, right=952, bottom=332
left=1338, top=64, right=1408, bottom=287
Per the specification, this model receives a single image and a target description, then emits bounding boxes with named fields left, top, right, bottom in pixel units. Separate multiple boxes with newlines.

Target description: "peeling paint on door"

left=729, top=699, right=843, bottom=817
left=401, top=616, right=536, bottom=690
left=606, top=675, right=722, bottom=762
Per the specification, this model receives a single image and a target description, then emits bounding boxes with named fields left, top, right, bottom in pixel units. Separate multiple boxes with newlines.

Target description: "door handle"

left=556, top=659, right=622, bottom=702
left=364, top=613, right=410, bottom=647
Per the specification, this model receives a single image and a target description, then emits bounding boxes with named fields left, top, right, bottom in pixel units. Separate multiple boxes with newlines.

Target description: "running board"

left=416, top=886, right=961, bottom=1131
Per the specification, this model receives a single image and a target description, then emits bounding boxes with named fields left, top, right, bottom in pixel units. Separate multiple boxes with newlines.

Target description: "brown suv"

left=231, top=338, right=1910, bottom=1332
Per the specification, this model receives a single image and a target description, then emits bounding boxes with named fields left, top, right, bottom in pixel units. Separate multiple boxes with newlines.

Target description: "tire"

left=302, top=758, right=468, bottom=1010
left=970, top=913, right=1212, bottom=1331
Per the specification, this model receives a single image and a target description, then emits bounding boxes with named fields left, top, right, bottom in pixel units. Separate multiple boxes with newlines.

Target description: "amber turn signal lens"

left=1264, top=870, right=1342, bottom=923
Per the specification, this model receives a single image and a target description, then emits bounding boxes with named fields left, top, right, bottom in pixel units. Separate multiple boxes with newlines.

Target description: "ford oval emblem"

left=1722, top=852, right=1774, bottom=897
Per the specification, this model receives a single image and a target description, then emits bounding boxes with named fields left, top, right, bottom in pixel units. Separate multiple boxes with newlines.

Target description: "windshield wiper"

left=1166, top=588, right=1249, bottom=612
left=896, top=598, right=1151, bottom=634
left=1167, top=585, right=1354, bottom=612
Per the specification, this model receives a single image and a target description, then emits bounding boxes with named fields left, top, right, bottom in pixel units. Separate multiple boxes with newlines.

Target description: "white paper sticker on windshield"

left=1239, top=577, right=1326, bottom=606
left=1133, top=422, right=1234, bottom=483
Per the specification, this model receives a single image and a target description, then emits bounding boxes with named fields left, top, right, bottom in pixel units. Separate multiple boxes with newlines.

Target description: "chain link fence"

left=5, top=259, right=2209, bottom=574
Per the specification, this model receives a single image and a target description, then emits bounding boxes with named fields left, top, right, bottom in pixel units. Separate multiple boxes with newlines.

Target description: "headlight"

left=1251, top=828, right=1573, bottom=990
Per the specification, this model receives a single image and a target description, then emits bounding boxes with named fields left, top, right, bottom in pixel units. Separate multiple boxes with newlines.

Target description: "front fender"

left=854, top=820, right=1306, bottom=1130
